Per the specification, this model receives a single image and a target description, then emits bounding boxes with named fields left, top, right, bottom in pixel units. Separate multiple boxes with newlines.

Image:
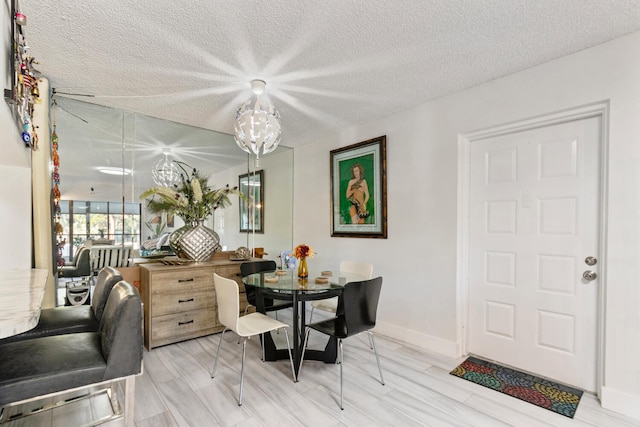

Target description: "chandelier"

left=234, top=79, right=281, bottom=165
left=152, top=150, right=180, bottom=188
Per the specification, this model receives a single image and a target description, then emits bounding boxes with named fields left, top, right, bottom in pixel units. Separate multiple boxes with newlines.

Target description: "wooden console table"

left=139, top=257, right=252, bottom=350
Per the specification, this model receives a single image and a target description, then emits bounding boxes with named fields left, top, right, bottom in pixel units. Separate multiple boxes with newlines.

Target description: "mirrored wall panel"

left=53, top=97, right=293, bottom=261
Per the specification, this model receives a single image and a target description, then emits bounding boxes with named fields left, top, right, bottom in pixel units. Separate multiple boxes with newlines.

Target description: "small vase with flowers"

left=294, top=244, right=315, bottom=279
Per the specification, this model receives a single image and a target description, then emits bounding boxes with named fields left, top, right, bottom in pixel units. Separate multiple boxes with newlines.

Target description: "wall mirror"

left=53, top=97, right=293, bottom=262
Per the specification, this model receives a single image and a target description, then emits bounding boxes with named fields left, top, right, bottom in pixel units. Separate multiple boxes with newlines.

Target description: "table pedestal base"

left=256, top=288, right=342, bottom=377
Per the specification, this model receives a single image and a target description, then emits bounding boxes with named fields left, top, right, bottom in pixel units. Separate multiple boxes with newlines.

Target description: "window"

left=59, top=200, right=141, bottom=260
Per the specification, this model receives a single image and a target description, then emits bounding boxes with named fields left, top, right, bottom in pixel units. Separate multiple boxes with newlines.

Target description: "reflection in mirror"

left=239, top=170, right=264, bottom=233
left=53, top=97, right=293, bottom=263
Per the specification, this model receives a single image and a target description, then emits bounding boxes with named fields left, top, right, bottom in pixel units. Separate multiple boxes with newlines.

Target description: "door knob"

left=585, top=256, right=598, bottom=266
left=583, top=270, right=597, bottom=281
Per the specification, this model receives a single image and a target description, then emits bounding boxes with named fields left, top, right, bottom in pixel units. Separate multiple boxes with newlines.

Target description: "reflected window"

left=59, top=200, right=141, bottom=260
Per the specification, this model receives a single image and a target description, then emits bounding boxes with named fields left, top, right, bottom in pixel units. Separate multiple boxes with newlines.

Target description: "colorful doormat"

left=450, top=356, right=583, bottom=418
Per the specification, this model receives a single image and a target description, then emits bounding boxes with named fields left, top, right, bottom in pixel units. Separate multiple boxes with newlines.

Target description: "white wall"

left=211, top=148, right=293, bottom=259
left=0, top=4, right=32, bottom=269
left=294, top=32, right=640, bottom=418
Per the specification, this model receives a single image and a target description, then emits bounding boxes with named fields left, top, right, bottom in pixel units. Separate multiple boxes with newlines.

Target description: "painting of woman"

left=331, top=135, right=387, bottom=238
left=346, top=163, right=370, bottom=223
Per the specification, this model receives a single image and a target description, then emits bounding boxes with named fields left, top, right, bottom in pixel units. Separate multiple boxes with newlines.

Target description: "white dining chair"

left=210, top=273, right=296, bottom=406
left=309, top=260, right=373, bottom=323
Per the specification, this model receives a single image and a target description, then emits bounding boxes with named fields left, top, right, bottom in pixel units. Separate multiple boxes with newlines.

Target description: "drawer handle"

left=178, top=278, right=194, bottom=283
left=178, top=320, right=194, bottom=326
left=178, top=298, right=194, bottom=303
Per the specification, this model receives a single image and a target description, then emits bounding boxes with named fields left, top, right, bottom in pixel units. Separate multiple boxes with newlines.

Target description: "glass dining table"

left=242, top=268, right=365, bottom=377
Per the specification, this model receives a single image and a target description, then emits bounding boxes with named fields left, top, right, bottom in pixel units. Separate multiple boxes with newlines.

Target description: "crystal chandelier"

left=234, top=80, right=281, bottom=165
left=152, top=150, right=180, bottom=188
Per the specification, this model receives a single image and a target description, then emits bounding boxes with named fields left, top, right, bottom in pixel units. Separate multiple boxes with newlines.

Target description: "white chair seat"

left=236, top=312, right=288, bottom=337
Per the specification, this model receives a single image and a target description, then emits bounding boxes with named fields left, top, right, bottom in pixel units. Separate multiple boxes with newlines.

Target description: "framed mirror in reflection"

left=239, top=170, right=264, bottom=233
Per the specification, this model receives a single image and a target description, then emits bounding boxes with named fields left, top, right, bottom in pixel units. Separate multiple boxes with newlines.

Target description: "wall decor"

left=5, top=0, right=41, bottom=150
left=239, top=170, right=264, bottom=233
left=330, top=135, right=387, bottom=238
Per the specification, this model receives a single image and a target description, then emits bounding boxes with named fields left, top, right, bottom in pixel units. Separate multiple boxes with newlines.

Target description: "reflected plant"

left=140, top=162, right=245, bottom=223
left=145, top=218, right=166, bottom=239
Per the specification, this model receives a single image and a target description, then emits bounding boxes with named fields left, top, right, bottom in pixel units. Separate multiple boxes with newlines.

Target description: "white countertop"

left=0, top=269, right=49, bottom=339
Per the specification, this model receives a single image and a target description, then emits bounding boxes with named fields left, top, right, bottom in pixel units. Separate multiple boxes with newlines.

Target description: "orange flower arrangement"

left=293, top=244, right=315, bottom=259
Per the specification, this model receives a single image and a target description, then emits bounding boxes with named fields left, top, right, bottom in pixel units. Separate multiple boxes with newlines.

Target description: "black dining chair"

left=299, top=276, right=385, bottom=410
left=240, top=260, right=293, bottom=317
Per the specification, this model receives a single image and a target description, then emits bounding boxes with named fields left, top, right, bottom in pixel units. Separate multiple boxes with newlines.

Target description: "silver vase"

left=169, top=219, right=221, bottom=261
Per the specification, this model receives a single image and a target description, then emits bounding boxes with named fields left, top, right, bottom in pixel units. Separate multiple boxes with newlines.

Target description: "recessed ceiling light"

left=98, top=167, right=132, bottom=176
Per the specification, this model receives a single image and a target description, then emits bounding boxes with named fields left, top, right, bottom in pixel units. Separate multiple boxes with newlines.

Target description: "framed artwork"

left=239, top=169, right=264, bottom=233
left=330, top=135, right=387, bottom=238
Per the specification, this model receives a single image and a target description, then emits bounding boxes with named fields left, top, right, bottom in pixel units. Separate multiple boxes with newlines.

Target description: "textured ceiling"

left=21, top=0, right=640, bottom=150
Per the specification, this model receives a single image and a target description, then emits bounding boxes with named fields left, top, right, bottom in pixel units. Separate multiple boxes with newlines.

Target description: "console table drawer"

left=152, top=288, right=215, bottom=317
left=151, top=270, right=213, bottom=293
left=151, top=308, right=220, bottom=342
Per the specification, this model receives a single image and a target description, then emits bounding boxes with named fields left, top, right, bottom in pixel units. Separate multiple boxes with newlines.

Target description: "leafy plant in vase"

left=140, top=162, right=244, bottom=261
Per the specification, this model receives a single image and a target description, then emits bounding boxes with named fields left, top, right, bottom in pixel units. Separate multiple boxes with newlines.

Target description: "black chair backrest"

left=100, top=280, right=143, bottom=380
left=91, top=266, right=123, bottom=321
left=240, top=260, right=277, bottom=306
left=74, top=247, right=92, bottom=276
left=240, top=260, right=277, bottom=277
left=341, top=277, right=383, bottom=337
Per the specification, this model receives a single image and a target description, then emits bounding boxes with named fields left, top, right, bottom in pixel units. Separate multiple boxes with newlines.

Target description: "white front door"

left=467, top=115, right=601, bottom=392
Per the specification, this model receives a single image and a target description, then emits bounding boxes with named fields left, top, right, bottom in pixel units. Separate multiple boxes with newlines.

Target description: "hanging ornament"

left=51, top=103, right=65, bottom=269
left=52, top=127, right=58, bottom=147
left=21, top=121, right=31, bottom=146
left=15, top=12, right=26, bottom=26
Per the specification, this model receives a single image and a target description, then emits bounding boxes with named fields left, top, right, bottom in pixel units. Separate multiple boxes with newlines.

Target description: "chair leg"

left=368, top=331, right=385, bottom=385
left=282, top=328, right=297, bottom=382
left=211, top=329, right=227, bottom=378
left=238, top=339, right=247, bottom=406
left=308, top=306, right=315, bottom=323
left=123, top=376, right=136, bottom=426
left=339, top=338, right=344, bottom=410
left=298, top=327, right=311, bottom=378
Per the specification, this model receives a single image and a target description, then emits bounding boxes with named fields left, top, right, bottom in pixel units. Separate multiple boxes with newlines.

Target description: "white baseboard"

left=374, top=320, right=459, bottom=358
left=601, top=386, right=640, bottom=421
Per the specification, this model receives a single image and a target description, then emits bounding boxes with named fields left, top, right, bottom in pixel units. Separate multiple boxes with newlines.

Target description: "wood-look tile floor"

left=4, top=309, right=639, bottom=427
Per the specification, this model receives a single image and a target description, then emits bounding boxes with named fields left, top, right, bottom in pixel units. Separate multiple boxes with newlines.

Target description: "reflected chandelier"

left=234, top=80, right=281, bottom=165
left=152, top=149, right=180, bottom=188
